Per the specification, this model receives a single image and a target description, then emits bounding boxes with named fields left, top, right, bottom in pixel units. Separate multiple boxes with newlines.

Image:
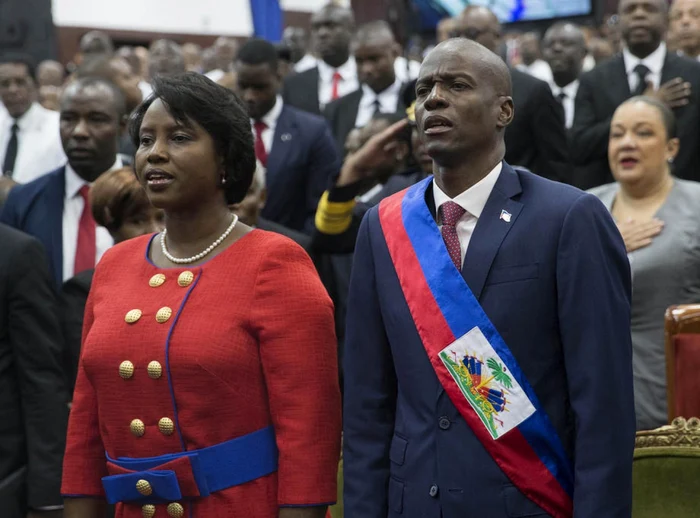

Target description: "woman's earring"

left=220, top=174, right=227, bottom=185
left=667, top=157, right=674, bottom=164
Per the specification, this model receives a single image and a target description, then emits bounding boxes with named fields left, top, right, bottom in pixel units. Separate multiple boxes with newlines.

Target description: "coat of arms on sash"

left=440, top=327, right=536, bottom=440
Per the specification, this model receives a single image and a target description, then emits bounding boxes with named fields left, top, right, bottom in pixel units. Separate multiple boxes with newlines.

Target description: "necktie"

left=331, top=71, right=342, bottom=101
left=556, top=92, right=567, bottom=104
left=439, top=201, right=467, bottom=270
left=3, top=122, right=19, bottom=177
left=372, top=99, right=382, bottom=116
left=253, top=120, right=268, bottom=167
left=74, top=184, right=96, bottom=275
left=633, top=64, right=651, bottom=96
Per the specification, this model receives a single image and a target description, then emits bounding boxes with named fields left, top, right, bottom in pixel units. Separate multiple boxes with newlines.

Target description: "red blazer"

left=62, top=231, right=341, bottom=517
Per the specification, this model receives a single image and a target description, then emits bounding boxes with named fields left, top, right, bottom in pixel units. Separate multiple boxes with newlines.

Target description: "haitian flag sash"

left=378, top=178, right=574, bottom=517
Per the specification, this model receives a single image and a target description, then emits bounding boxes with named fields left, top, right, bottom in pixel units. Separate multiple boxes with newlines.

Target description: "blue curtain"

left=250, top=0, right=283, bottom=42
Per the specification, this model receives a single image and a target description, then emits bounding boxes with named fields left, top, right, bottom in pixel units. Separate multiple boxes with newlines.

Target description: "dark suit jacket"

left=505, top=69, right=571, bottom=183
left=262, top=104, right=340, bottom=234
left=0, top=167, right=65, bottom=288
left=343, top=163, right=635, bottom=517
left=257, top=217, right=311, bottom=250
left=572, top=52, right=700, bottom=189
left=282, top=67, right=321, bottom=115
left=60, top=268, right=94, bottom=395
left=0, top=224, right=68, bottom=516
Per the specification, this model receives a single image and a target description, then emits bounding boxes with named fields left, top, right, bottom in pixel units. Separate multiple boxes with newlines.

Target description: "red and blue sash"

left=378, top=178, right=574, bottom=517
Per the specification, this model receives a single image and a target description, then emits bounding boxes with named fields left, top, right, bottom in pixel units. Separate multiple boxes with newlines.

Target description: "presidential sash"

left=378, top=178, right=574, bottom=517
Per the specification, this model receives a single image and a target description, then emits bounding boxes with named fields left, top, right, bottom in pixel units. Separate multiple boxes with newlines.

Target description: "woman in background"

left=589, top=96, right=700, bottom=431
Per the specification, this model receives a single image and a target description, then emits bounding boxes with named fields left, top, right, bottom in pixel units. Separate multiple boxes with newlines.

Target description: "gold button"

left=177, top=271, right=194, bottom=287
left=142, top=505, right=156, bottom=518
left=130, top=418, right=145, bottom=437
left=167, top=502, right=184, bottom=518
left=149, top=273, right=166, bottom=288
left=158, top=417, right=175, bottom=436
left=156, top=306, right=173, bottom=324
left=125, top=309, right=142, bottom=324
left=119, top=360, right=134, bottom=379
left=148, top=360, right=163, bottom=379
left=136, top=479, right=152, bottom=496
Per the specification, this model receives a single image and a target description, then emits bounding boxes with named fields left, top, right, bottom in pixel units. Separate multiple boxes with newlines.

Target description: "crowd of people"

left=1, top=0, right=699, bottom=516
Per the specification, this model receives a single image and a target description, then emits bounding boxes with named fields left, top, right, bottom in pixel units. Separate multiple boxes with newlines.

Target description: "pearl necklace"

left=161, top=214, right=239, bottom=264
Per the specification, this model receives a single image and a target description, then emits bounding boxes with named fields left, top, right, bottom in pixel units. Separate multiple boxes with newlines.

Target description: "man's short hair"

left=237, top=38, right=279, bottom=71
left=62, top=76, right=127, bottom=117
left=0, top=53, right=36, bottom=80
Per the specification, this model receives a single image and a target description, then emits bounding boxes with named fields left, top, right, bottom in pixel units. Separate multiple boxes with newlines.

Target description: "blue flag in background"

left=250, top=0, right=283, bottom=42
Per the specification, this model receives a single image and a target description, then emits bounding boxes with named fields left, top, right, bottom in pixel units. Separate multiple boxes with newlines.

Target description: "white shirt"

left=623, top=42, right=666, bottom=92
left=62, top=159, right=121, bottom=281
left=549, top=79, right=579, bottom=129
left=355, top=79, right=403, bottom=128
left=582, top=54, right=596, bottom=72
left=516, top=59, right=553, bottom=83
left=433, top=162, right=502, bottom=267
left=317, top=57, right=359, bottom=108
left=394, top=56, right=421, bottom=83
left=250, top=95, right=283, bottom=157
left=138, top=80, right=153, bottom=100
left=205, top=69, right=226, bottom=83
left=0, top=102, right=66, bottom=183
left=294, top=54, right=318, bottom=73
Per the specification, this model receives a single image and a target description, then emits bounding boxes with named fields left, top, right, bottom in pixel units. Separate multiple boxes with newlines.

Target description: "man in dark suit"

left=572, top=0, right=700, bottom=188
left=0, top=224, right=68, bottom=518
left=455, top=7, right=571, bottom=183
left=282, top=3, right=358, bottom=115
left=343, top=38, right=634, bottom=518
left=323, top=21, right=408, bottom=153
left=235, top=38, right=340, bottom=234
left=1, top=77, right=127, bottom=287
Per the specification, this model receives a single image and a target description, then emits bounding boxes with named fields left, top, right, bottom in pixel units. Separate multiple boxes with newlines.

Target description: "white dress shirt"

left=205, top=69, right=226, bottom=83
left=355, top=79, right=403, bottom=128
left=138, top=80, right=153, bottom=100
left=549, top=79, right=579, bottom=129
left=317, top=57, right=359, bottom=108
left=394, top=56, right=421, bottom=83
left=0, top=102, right=66, bottom=183
left=623, top=42, right=666, bottom=92
left=250, top=95, right=283, bottom=158
left=516, top=59, right=553, bottom=83
left=294, top=54, right=318, bottom=73
left=62, top=159, right=120, bottom=281
left=433, top=162, right=502, bottom=267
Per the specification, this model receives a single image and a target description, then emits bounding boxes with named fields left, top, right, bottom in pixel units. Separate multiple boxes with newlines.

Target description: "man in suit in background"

left=236, top=38, right=340, bottom=234
left=324, top=21, right=407, bottom=154
left=1, top=77, right=127, bottom=287
left=455, top=7, right=571, bottom=183
left=0, top=224, right=68, bottom=518
left=572, top=0, right=700, bottom=188
left=343, top=38, right=634, bottom=518
left=669, top=0, right=700, bottom=61
left=282, top=3, right=358, bottom=115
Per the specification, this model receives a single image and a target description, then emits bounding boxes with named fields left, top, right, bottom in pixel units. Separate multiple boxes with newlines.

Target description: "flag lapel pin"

left=500, top=210, right=512, bottom=223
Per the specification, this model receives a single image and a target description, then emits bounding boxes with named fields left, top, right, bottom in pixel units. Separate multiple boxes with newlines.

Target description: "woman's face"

left=134, top=98, right=224, bottom=210
left=608, top=101, right=679, bottom=186
left=111, top=205, right=165, bottom=244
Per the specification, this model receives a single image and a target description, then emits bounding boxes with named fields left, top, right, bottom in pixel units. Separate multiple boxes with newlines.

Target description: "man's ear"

left=497, top=97, right=515, bottom=129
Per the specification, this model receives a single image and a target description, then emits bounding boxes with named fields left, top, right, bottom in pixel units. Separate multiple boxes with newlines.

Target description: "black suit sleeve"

left=303, top=121, right=342, bottom=234
left=8, top=237, right=68, bottom=509
left=571, top=71, right=613, bottom=165
left=531, top=80, right=571, bottom=183
left=59, top=278, right=90, bottom=396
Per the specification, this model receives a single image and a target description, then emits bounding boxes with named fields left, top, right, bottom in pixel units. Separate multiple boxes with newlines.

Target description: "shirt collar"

left=255, top=95, right=283, bottom=128
left=433, top=161, right=502, bottom=220
left=65, top=156, right=123, bottom=199
left=13, top=102, right=41, bottom=130
left=360, top=79, right=403, bottom=108
left=317, top=56, right=356, bottom=83
left=623, top=42, right=666, bottom=76
left=551, top=79, right=579, bottom=98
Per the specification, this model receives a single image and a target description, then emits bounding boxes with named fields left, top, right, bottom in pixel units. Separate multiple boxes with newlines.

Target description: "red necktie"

left=439, top=201, right=467, bottom=270
left=74, top=184, right=96, bottom=274
left=331, top=71, right=342, bottom=101
left=254, top=120, right=268, bottom=167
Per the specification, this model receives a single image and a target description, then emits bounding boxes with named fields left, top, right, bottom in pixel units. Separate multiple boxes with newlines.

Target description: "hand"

left=643, top=77, right=691, bottom=109
left=336, top=119, right=410, bottom=187
left=616, top=218, right=664, bottom=253
left=27, top=510, right=63, bottom=518
left=0, top=175, right=17, bottom=202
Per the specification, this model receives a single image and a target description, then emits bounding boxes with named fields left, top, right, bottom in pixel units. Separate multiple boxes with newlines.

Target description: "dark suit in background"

left=282, top=67, right=321, bottom=115
left=262, top=105, right=340, bottom=234
left=60, top=268, right=94, bottom=395
left=0, top=224, right=68, bottom=517
left=572, top=53, right=700, bottom=189
left=505, top=69, right=571, bottom=183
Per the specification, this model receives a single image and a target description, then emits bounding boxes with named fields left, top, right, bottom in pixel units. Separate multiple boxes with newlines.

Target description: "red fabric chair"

left=665, top=304, right=700, bottom=423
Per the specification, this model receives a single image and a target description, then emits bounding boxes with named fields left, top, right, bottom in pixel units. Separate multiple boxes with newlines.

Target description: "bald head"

left=456, top=6, right=502, bottom=54
left=354, top=21, right=399, bottom=93
left=37, top=60, right=65, bottom=87
left=354, top=20, right=396, bottom=47
left=543, top=23, right=587, bottom=86
left=311, top=3, right=355, bottom=67
left=80, top=31, right=114, bottom=57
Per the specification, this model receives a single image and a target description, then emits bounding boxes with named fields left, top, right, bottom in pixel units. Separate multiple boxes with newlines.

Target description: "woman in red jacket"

left=62, top=73, right=341, bottom=518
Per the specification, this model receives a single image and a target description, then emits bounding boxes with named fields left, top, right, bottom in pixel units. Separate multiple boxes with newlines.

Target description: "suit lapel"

left=37, top=168, right=65, bottom=285
left=266, top=106, right=294, bottom=185
left=308, top=68, right=321, bottom=114
left=461, top=163, right=523, bottom=300
left=611, top=55, right=632, bottom=99
left=661, top=52, right=679, bottom=84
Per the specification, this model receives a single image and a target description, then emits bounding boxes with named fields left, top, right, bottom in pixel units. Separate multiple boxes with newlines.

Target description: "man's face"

left=354, top=40, right=397, bottom=93
left=669, top=0, right=700, bottom=55
left=283, top=28, right=307, bottom=63
left=109, top=58, right=143, bottom=112
left=519, top=33, right=541, bottom=64
left=618, top=0, right=667, bottom=53
left=311, top=7, right=353, bottom=64
left=236, top=62, right=280, bottom=120
left=214, top=38, right=239, bottom=71
left=455, top=12, right=501, bottom=53
left=0, top=63, right=34, bottom=118
left=60, top=86, right=122, bottom=182
left=542, top=26, right=587, bottom=77
left=149, top=41, right=185, bottom=78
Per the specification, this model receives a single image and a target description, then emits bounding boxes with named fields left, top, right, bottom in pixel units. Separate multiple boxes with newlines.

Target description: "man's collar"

left=433, top=161, right=503, bottom=220
left=13, top=102, right=40, bottom=129
left=360, top=79, right=402, bottom=106
left=623, top=42, right=666, bottom=75
left=317, top=56, right=356, bottom=82
left=65, top=156, right=123, bottom=199
left=551, top=79, right=579, bottom=97
left=254, top=96, right=283, bottom=127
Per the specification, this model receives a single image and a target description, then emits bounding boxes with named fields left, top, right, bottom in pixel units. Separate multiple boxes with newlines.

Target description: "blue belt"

left=102, top=426, right=277, bottom=505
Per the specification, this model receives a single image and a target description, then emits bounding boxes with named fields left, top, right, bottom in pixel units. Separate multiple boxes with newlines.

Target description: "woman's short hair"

left=128, top=72, right=256, bottom=204
left=91, top=167, right=152, bottom=232
left=623, top=96, right=678, bottom=140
